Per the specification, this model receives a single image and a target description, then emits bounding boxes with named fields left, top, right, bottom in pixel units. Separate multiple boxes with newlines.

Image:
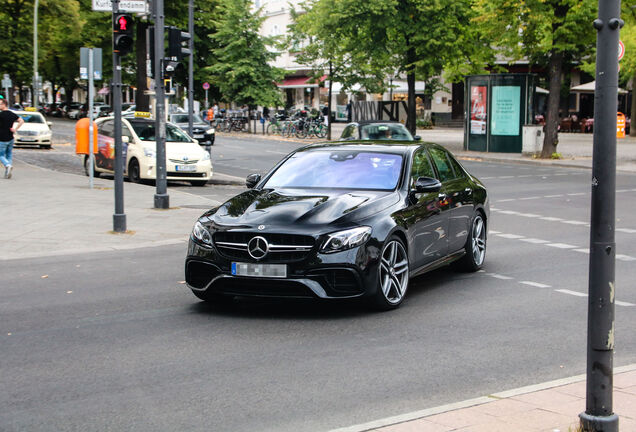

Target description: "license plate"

left=194, top=134, right=204, bottom=139
left=175, top=164, right=196, bottom=172
left=19, top=138, right=37, bottom=142
left=231, top=262, right=287, bottom=278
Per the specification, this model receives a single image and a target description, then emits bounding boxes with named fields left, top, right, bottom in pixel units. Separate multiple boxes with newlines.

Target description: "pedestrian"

left=346, top=101, right=352, bottom=122
left=322, top=102, right=329, bottom=126
left=0, top=98, right=23, bottom=179
left=207, top=106, right=214, bottom=123
left=213, top=103, right=219, bottom=118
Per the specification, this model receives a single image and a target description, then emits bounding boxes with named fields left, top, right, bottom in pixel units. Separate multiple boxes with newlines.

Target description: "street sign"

left=618, top=40, right=625, bottom=61
left=202, top=82, right=210, bottom=90
left=80, top=48, right=103, bottom=80
left=92, top=0, right=147, bottom=13
left=2, top=74, right=11, bottom=88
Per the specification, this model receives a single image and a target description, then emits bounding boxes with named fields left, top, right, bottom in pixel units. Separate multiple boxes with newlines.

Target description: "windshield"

left=19, top=113, right=45, bottom=123
left=264, top=150, right=403, bottom=190
left=359, top=123, right=413, bottom=141
left=171, top=114, right=205, bottom=123
left=129, top=122, right=193, bottom=142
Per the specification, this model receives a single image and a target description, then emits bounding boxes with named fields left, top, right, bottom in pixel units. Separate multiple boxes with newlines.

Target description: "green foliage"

left=207, top=0, right=284, bottom=109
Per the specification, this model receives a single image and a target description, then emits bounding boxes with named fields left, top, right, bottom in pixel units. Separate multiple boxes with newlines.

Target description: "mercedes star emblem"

left=258, top=225, right=265, bottom=231
left=247, top=236, right=269, bottom=260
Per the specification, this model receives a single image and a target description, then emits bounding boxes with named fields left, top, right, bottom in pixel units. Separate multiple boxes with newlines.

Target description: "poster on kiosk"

left=470, top=86, right=487, bottom=135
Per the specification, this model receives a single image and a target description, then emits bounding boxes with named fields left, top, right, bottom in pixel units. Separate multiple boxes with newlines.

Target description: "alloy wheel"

left=379, top=240, right=409, bottom=304
left=471, top=216, right=486, bottom=266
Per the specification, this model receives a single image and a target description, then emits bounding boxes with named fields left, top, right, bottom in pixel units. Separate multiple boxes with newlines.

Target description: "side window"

left=99, top=120, right=113, bottom=137
left=447, top=154, right=466, bottom=179
left=341, top=125, right=355, bottom=140
left=410, top=148, right=435, bottom=186
left=428, top=147, right=455, bottom=182
left=122, top=124, right=134, bottom=140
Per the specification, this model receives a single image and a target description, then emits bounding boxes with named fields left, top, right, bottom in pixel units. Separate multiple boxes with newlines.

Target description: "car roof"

left=348, top=120, right=401, bottom=126
left=296, top=141, right=430, bottom=155
left=14, top=110, right=44, bottom=116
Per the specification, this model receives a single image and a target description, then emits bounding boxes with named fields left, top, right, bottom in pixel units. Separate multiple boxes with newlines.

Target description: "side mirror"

left=413, top=176, right=442, bottom=193
left=413, top=135, right=422, bottom=141
left=47, top=121, right=53, bottom=127
left=245, top=173, right=261, bottom=189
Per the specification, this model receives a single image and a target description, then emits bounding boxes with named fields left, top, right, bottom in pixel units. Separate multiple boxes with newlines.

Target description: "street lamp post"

left=579, top=1, right=622, bottom=431
left=187, top=0, right=194, bottom=137
left=33, top=0, right=39, bottom=109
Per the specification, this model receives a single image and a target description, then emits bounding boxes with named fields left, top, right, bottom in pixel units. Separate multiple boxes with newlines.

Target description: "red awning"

left=98, top=87, right=110, bottom=95
left=277, top=75, right=326, bottom=89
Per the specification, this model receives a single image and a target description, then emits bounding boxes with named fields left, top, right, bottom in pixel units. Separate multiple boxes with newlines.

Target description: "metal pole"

left=187, top=0, right=194, bottom=137
left=112, top=0, right=127, bottom=231
left=33, top=0, right=39, bottom=109
left=154, top=0, right=169, bottom=209
left=88, top=48, right=94, bottom=189
left=579, top=2, right=622, bottom=431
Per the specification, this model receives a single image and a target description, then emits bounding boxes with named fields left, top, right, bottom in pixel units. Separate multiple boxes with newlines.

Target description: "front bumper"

left=185, top=236, right=381, bottom=300
left=140, top=159, right=213, bottom=181
left=15, top=134, right=51, bottom=144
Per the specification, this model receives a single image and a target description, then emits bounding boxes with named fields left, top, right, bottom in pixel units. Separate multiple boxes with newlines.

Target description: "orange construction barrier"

left=617, top=112, right=626, bottom=139
left=75, top=118, right=98, bottom=154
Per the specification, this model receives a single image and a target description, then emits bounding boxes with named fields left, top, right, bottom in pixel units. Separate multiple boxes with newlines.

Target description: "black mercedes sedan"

left=185, top=141, right=488, bottom=310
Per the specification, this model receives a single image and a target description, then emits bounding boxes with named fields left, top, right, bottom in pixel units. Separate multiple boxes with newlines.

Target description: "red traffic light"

left=114, top=14, right=133, bottom=32
left=113, top=14, right=134, bottom=56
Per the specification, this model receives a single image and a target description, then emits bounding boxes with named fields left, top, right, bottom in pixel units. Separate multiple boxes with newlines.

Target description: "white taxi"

left=85, top=117, right=212, bottom=186
left=13, top=110, right=53, bottom=149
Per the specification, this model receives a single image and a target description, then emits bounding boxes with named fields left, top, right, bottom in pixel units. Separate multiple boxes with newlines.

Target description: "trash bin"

left=617, top=112, right=626, bottom=139
left=522, top=125, right=543, bottom=155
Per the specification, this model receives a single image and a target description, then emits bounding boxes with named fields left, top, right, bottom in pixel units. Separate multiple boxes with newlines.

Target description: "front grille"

left=167, top=172, right=206, bottom=178
left=18, top=130, right=39, bottom=136
left=212, top=278, right=314, bottom=298
left=214, top=232, right=315, bottom=263
left=169, top=158, right=199, bottom=164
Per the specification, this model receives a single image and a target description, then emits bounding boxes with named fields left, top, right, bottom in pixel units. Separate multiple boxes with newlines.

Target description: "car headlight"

left=201, top=151, right=211, bottom=161
left=192, top=221, right=213, bottom=245
left=39, top=130, right=49, bottom=136
left=143, top=147, right=156, bottom=157
left=321, top=226, right=372, bottom=253
left=206, top=128, right=215, bottom=134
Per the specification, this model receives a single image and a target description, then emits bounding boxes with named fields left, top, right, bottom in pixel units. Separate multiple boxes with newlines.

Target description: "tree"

left=290, top=0, right=388, bottom=139
left=474, top=0, right=597, bottom=158
left=207, top=0, right=284, bottom=128
left=620, top=4, right=636, bottom=136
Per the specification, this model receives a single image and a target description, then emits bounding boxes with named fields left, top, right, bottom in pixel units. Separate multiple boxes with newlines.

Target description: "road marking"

left=519, top=196, right=541, bottom=201
left=520, top=281, right=551, bottom=288
left=498, top=210, right=518, bottom=215
left=489, top=230, right=501, bottom=234
left=573, top=248, right=590, bottom=254
left=555, top=289, right=588, bottom=298
left=616, top=254, right=636, bottom=262
left=544, top=194, right=564, bottom=198
left=517, top=213, right=541, bottom=218
left=567, top=192, right=586, bottom=196
left=520, top=238, right=550, bottom=244
left=616, top=300, right=636, bottom=307
left=540, top=217, right=563, bottom=221
left=546, top=243, right=578, bottom=249
left=496, top=233, right=525, bottom=239
left=489, top=273, right=514, bottom=280
left=562, top=220, right=589, bottom=226
left=617, top=228, right=636, bottom=234
left=496, top=198, right=516, bottom=202
left=265, top=150, right=288, bottom=155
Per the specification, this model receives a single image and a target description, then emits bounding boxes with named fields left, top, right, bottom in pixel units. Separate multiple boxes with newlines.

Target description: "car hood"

left=207, top=188, right=400, bottom=229
left=141, top=140, right=206, bottom=159
left=17, top=124, right=50, bottom=133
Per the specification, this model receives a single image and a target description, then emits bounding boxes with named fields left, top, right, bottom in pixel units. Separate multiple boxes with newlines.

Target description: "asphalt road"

left=4, top=121, right=636, bottom=431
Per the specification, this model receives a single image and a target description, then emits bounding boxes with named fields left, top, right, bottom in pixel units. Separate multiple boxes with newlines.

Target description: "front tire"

left=373, top=236, right=409, bottom=310
left=454, top=212, right=487, bottom=272
left=128, top=158, right=141, bottom=183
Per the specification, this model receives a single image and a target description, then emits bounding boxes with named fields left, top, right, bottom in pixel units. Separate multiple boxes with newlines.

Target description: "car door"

left=428, top=146, right=474, bottom=254
left=96, top=120, right=115, bottom=171
left=400, top=147, right=450, bottom=269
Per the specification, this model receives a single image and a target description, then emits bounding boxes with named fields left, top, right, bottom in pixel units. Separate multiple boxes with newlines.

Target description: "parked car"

left=42, top=103, right=63, bottom=117
left=185, top=139, right=488, bottom=310
left=169, top=113, right=215, bottom=146
left=122, top=104, right=136, bottom=116
left=62, top=102, right=82, bottom=118
left=93, top=105, right=112, bottom=118
left=340, top=120, right=419, bottom=141
left=84, top=117, right=212, bottom=186
left=13, top=110, right=52, bottom=149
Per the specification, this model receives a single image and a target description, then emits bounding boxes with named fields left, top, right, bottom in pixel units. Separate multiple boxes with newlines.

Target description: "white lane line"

left=544, top=194, right=564, bottom=198
left=498, top=176, right=515, bottom=179
left=616, top=254, right=636, bottom=262
left=489, top=273, right=514, bottom=280
left=265, top=150, right=288, bottom=155
left=498, top=210, right=519, bottom=215
left=567, top=193, right=586, bottom=196
left=496, top=198, right=516, bottom=202
left=489, top=230, right=501, bottom=234
left=520, top=238, right=550, bottom=244
left=556, top=289, right=588, bottom=298
left=497, top=233, right=525, bottom=239
left=617, top=228, right=636, bottom=234
left=546, top=243, right=578, bottom=249
left=562, top=220, right=589, bottom=226
left=519, top=197, right=541, bottom=201
left=574, top=248, right=590, bottom=254
left=520, top=281, right=551, bottom=288
left=517, top=213, right=541, bottom=218
left=555, top=173, right=570, bottom=176
left=517, top=175, right=533, bottom=178
left=540, top=217, right=564, bottom=221
left=616, top=300, right=636, bottom=307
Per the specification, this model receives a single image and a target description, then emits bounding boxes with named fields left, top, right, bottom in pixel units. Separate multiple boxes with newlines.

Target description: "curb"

left=330, top=363, right=636, bottom=432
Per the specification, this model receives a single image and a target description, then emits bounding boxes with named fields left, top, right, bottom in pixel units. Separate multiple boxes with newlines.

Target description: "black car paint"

left=185, top=141, right=488, bottom=303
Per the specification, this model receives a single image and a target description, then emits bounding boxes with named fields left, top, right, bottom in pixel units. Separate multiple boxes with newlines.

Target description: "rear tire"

left=453, top=211, right=487, bottom=272
left=84, top=155, right=100, bottom=178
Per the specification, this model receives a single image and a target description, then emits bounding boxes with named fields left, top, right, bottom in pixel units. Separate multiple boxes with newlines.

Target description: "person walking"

left=322, top=102, right=329, bottom=126
left=0, top=98, right=23, bottom=179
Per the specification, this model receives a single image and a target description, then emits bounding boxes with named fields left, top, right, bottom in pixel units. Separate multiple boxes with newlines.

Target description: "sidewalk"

left=0, top=160, right=235, bottom=261
left=333, top=364, right=636, bottom=432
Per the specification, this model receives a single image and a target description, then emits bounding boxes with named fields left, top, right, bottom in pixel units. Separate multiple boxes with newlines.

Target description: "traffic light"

left=113, top=14, right=134, bottom=56
left=167, top=27, right=191, bottom=61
